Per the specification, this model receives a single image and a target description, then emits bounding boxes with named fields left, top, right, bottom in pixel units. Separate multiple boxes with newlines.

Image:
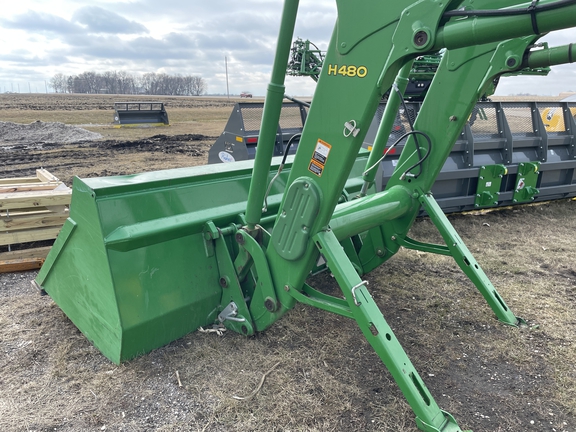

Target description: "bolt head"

left=235, top=232, right=245, bottom=244
left=264, top=298, right=276, bottom=312
left=413, top=30, right=428, bottom=47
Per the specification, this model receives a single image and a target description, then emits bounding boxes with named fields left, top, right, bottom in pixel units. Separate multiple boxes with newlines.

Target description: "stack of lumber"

left=0, top=169, right=71, bottom=273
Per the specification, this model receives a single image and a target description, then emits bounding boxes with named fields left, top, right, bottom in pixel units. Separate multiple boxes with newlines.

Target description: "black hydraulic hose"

left=444, top=0, right=576, bottom=34
left=362, top=129, right=433, bottom=181
left=443, top=0, right=576, bottom=17
left=309, top=41, right=324, bottom=62
left=262, top=133, right=301, bottom=212
left=399, top=131, right=433, bottom=180
left=284, top=94, right=311, bottom=108
left=443, top=0, right=576, bottom=34
left=393, top=84, right=426, bottom=177
left=281, top=133, right=300, bottom=165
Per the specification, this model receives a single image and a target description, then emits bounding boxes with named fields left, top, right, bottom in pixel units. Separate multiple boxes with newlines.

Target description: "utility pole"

left=225, top=56, right=230, bottom=100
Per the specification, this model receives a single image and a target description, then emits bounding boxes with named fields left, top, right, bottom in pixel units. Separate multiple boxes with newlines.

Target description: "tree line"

left=49, top=71, right=206, bottom=96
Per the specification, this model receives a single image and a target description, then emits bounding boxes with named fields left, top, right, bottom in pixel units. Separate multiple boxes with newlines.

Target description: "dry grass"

left=2, top=199, right=575, bottom=432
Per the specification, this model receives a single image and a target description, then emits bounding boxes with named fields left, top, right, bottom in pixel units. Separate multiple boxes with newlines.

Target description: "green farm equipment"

left=36, top=1, right=576, bottom=430
left=287, top=38, right=324, bottom=81
left=113, top=101, right=169, bottom=127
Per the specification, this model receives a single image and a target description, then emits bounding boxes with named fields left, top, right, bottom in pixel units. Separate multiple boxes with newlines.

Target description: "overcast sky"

left=0, top=1, right=575, bottom=97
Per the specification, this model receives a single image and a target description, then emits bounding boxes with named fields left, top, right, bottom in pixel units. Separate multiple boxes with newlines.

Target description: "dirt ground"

left=1, top=94, right=575, bottom=432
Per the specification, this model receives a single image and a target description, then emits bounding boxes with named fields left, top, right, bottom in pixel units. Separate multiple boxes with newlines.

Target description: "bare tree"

left=189, top=76, right=206, bottom=96
left=74, top=71, right=100, bottom=93
left=52, top=71, right=207, bottom=96
left=66, top=76, right=74, bottom=93
left=117, top=71, right=135, bottom=94
left=102, top=71, right=119, bottom=94
left=49, top=73, right=67, bottom=93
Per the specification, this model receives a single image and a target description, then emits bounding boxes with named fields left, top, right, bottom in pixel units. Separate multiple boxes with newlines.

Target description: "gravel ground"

left=0, top=121, right=102, bottom=144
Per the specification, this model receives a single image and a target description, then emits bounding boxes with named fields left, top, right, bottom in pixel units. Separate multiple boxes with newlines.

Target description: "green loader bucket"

left=36, top=153, right=370, bottom=364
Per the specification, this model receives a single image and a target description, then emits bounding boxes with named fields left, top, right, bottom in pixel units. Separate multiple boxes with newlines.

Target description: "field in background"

left=0, top=94, right=237, bottom=185
left=0, top=93, right=575, bottom=432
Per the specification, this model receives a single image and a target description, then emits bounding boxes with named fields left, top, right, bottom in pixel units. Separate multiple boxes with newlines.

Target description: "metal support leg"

left=417, top=190, right=522, bottom=326
left=314, top=229, right=468, bottom=432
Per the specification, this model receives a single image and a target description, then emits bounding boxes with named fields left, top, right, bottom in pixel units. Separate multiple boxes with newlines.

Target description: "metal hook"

left=350, top=280, right=369, bottom=306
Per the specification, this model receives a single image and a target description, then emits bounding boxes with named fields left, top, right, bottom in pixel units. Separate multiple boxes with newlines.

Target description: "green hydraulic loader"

left=35, top=0, right=576, bottom=431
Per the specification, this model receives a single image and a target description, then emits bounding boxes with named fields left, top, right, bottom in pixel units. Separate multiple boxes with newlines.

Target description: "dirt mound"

left=96, top=134, right=208, bottom=155
left=0, top=120, right=102, bottom=144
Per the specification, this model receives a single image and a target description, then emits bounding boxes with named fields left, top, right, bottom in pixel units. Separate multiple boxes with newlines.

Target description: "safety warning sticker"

left=308, top=139, right=331, bottom=177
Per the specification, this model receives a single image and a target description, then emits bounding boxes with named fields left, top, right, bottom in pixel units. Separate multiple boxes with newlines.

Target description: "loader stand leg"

left=314, top=229, right=469, bottom=432
left=417, top=191, right=523, bottom=327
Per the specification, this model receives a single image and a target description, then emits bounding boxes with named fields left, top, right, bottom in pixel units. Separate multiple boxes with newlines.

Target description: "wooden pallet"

left=0, top=169, right=71, bottom=273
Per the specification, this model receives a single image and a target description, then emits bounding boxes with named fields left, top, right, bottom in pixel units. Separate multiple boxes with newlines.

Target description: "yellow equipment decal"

left=541, top=107, right=576, bottom=132
left=327, top=64, right=368, bottom=78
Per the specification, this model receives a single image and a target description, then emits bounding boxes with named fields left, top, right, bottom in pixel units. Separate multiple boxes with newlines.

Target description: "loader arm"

left=251, top=0, right=576, bottom=325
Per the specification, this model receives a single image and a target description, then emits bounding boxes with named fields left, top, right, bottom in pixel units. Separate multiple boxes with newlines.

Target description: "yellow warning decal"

left=308, top=139, right=332, bottom=177
left=236, top=136, right=243, bottom=142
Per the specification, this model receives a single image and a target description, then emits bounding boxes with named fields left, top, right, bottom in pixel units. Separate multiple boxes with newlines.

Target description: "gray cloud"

left=72, top=6, right=149, bottom=34
left=0, top=10, right=80, bottom=35
left=58, top=32, right=201, bottom=63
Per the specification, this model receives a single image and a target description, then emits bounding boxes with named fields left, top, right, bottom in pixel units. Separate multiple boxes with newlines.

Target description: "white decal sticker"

left=313, top=140, right=331, bottom=164
left=517, top=177, right=525, bottom=190
left=218, top=151, right=235, bottom=163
